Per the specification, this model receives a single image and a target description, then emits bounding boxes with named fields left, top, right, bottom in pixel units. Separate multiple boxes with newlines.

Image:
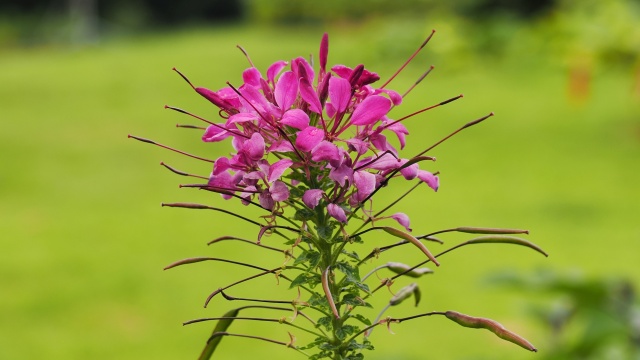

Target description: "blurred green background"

left=1, top=0, right=639, bottom=359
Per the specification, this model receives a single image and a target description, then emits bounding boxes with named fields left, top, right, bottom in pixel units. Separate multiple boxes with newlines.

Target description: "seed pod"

left=444, top=311, right=537, bottom=352
left=390, top=283, right=419, bottom=306
left=381, top=226, right=439, bottom=266
left=387, top=262, right=433, bottom=278
left=456, top=227, right=529, bottom=235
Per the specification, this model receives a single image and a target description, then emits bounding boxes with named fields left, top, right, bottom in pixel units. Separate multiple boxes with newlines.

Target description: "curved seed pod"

left=322, top=266, right=340, bottom=319
left=387, top=262, right=433, bottom=278
left=464, top=235, right=547, bottom=257
left=381, top=227, right=440, bottom=266
left=199, top=308, right=241, bottom=360
left=390, top=283, right=419, bottom=306
left=444, top=311, right=537, bottom=352
left=455, top=227, right=529, bottom=235
left=413, top=285, right=422, bottom=307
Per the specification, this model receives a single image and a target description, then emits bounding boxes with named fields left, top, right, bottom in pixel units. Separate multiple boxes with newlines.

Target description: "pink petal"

left=295, top=126, right=324, bottom=152
left=391, top=213, right=412, bottom=232
left=280, top=109, right=309, bottom=130
left=331, top=65, right=352, bottom=79
left=274, top=71, right=298, bottom=110
left=242, top=132, right=265, bottom=161
left=202, top=124, right=231, bottom=142
left=382, top=120, right=409, bottom=149
left=268, top=140, right=294, bottom=153
left=353, top=170, right=376, bottom=200
left=346, top=138, right=369, bottom=155
left=327, top=203, right=347, bottom=223
left=357, top=153, right=400, bottom=171
left=328, top=77, right=351, bottom=114
left=239, top=85, right=270, bottom=118
left=399, top=160, right=418, bottom=180
left=302, top=189, right=324, bottom=209
left=350, top=95, right=392, bottom=126
left=240, top=185, right=257, bottom=205
left=212, top=157, right=231, bottom=176
left=299, top=78, right=322, bottom=114
left=329, top=165, right=353, bottom=187
left=374, top=88, right=403, bottom=106
left=268, top=159, right=293, bottom=183
left=267, top=60, right=288, bottom=85
left=226, top=112, right=258, bottom=125
left=417, top=170, right=439, bottom=192
left=311, top=141, right=340, bottom=166
left=242, top=67, right=262, bottom=88
left=259, top=192, right=274, bottom=210
left=269, top=180, right=290, bottom=202
left=326, top=103, right=337, bottom=119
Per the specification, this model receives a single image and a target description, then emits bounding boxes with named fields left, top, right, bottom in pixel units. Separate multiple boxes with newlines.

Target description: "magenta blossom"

left=132, top=31, right=543, bottom=360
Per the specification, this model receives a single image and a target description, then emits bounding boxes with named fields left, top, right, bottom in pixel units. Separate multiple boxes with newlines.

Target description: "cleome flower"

left=131, top=31, right=545, bottom=360
left=184, top=33, right=440, bottom=225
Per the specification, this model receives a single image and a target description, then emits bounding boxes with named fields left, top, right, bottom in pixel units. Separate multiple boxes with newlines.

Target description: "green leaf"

left=335, top=325, right=357, bottom=341
left=335, top=261, right=360, bottom=282
left=293, top=250, right=320, bottom=269
left=341, top=249, right=361, bottom=261
left=289, top=272, right=321, bottom=289
left=340, top=293, right=369, bottom=307
left=346, top=353, right=365, bottom=360
left=290, top=186, right=306, bottom=198
left=294, top=208, right=316, bottom=221
left=316, top=316, right=333, bottom=331
left=348, top=314, right=372, bottom=326
left=317, top=224, right=335, bottom=240
left=198, top=308, right=240, bottom=360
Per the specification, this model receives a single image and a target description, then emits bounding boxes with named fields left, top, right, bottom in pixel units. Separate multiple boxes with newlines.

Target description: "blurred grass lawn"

left=1, top=23, right=639, bottom=359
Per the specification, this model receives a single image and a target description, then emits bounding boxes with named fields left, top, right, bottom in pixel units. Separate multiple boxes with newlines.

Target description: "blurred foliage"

left=491, top=270, right=640, bottom=359
left=1, top=0, right=639, bottom=74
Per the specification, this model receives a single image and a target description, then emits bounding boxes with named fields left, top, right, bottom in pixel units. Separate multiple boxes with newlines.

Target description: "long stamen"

left=413, top=112, right=494, bottom=158
left=208, top=236, right=284, bottom=253
left=380, top=30, right=436, bottom=89
left=160, top=162, right=208, bottom=179
left=164, top=257, right=272, bottom=272
left=237, top=45, right=255, bottom=67
left=383, top=94, right=464, bottom=130
left=175, top=124, right=206, bottom=130
left=165, top=105, right=250, bottom=139
left=172, top=67, right=196, bottom=89
left=161, top=202, right=262, bottom=226
left=402, top=65, right=435, bottom=98
left=128, top=135, right=215, bottom=163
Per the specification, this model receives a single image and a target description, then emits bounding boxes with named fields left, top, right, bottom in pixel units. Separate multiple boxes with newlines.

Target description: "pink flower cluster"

left=188, top=34, right=438, bottom=227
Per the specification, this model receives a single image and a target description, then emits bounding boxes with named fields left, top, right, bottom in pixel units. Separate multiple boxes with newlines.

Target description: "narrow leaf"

left=199, top=308, right=240, bottom=360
